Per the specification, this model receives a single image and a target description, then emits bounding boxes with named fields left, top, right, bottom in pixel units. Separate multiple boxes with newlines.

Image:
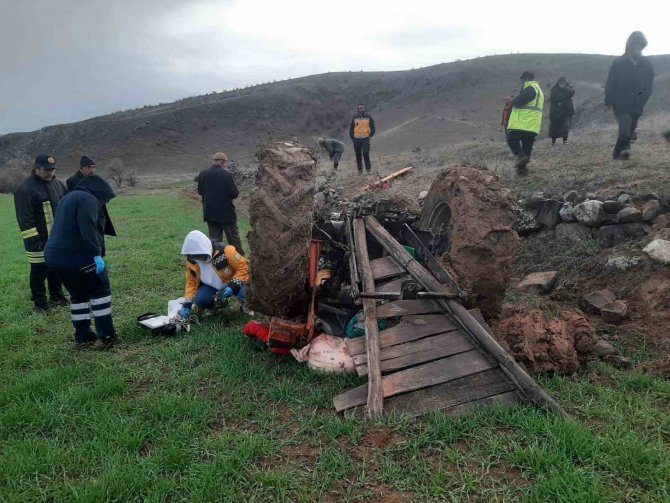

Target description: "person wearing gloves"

left=45, top=175, right=117, bottom=348
left=179, top=230, right=250, bottom=319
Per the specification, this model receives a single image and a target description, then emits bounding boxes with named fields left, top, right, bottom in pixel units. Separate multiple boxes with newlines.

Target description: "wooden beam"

left=352, top=219, right=383, bottom=419
left=363, top=166, right=413, bottom=191
left=344, top=217, right=360, bottom=300
left=363, top=215, right=570, bottom=420
left=334, top=348, right=496, bottom=412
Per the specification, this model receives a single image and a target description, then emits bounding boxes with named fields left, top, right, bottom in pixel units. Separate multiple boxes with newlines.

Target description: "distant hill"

left=1, top=53, right=669, bottom=177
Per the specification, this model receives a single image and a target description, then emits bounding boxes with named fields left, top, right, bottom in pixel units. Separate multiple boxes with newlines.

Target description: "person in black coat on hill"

left=45, top=175, right=117, bottom=347
left=605, top=31, right=654, bottom=160
left=549, top=77, right=576, bottom=145
left=197, top=152, right=244, bottom=255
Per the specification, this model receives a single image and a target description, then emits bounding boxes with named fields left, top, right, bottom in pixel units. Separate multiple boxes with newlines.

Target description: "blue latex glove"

left=178, top=307, right=191, bottom=318
left=94, top=256, right=106, bottom=274
left=222, top=287, right=234, bottom=299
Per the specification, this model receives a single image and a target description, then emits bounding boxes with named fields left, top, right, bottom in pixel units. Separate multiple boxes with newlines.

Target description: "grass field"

left=0, top=193, right=668, bottom=502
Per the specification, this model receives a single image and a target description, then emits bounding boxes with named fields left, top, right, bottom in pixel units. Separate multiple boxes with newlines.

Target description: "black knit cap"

left=520, top=71, right=535, bottom=80
left=80, top=156, right=96, bottom=168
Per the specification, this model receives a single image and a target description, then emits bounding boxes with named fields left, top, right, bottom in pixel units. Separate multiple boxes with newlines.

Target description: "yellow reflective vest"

left=508, top=81, right=544, bottom=134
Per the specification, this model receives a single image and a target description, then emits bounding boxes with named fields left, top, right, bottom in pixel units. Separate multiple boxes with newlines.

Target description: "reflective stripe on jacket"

left=508, top=81, right=545, bottom=134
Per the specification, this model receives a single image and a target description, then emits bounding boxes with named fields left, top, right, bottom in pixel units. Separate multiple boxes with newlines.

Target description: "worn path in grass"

left=0, top=194, right=668, bottom=501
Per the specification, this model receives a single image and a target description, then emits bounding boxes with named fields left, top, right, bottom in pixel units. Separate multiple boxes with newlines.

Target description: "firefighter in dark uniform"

left=45, top=175, right=117, bottom=347
left=14, top=154, right=68, bottom=311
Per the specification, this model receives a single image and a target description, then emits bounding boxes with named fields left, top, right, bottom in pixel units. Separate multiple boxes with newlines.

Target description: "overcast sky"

left=1, top=0, right=668, bottom=135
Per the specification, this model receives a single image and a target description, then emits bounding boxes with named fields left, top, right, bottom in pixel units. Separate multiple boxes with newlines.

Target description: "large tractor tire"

left=419, top=164, right=519, bottom=318
left=247, top=142, right=317, bottom=318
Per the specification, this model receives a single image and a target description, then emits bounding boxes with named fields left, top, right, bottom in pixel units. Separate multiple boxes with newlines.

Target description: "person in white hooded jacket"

left=179, top=230, right=250, bottom=318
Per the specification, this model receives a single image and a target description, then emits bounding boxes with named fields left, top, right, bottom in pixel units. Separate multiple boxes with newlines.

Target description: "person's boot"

left=49, top=292, right=69, bottom=307
left=662, top=130, right=670, bottom=142
left=34, top=300, right=49, bottom=313
left=514, top=153, right=530, bottom=169
left=93, top=336, right=115, bottom=350
left=620, top=149, right=632, bottom=160
left=75, top=331, right=97, bottom=349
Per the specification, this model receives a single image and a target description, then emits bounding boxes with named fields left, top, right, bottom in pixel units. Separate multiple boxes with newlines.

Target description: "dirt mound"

left=633, top=276, right=670, bottom=321
left=420, top=164, right=519, bottom=317
left=247, top=141, right=317, bottom=318
left=495, top=309, right=596, bottom=375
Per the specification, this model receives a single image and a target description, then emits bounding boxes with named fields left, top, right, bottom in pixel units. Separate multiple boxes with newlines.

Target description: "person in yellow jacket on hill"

left=507, top=71, right=545, bottom=172
left=349, top=103, right=376, bottom=175
left=178, top=230, right=251, bottom=318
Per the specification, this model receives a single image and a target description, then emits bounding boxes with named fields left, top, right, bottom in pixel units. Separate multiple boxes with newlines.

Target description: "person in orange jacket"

left=178, top=230, right=250, bottom=318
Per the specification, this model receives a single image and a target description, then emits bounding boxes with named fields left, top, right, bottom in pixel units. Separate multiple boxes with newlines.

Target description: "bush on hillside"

left=0, top=159, right=31, bottom=194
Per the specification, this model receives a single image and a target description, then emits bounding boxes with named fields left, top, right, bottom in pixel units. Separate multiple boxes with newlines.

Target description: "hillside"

left=1, top=53, right=669, bottom=181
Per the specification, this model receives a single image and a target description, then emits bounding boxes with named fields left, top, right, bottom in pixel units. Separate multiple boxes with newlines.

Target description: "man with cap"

left=197, top=152, right=244, bottom=255
left=14, top=154, right=68, bottom=311
left=605, top=31, right=654, bottom=160
left=317, top=138, right=345, bottom=170
left=45, top=175, right=117, bottom=348
left=507, top=71, right=545, bottom=172
left=66, top=156, right=97, bottom=191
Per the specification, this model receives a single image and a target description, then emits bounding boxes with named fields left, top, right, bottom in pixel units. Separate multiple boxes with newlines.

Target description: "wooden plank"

left=370, top=256, right=404, bottom=281
left=376, top=299, right=443, bottom=319
left=346, top=314, right=460, bottom=356
left=353, top=219, right=383, bottom=419
left=363, top=215, right=570, bottom=420
left=355, top=334, right=477, bottom=376
left=353, top=329, right=470, bottom=365
left=333, top=348, right=496, bottom=412
left=375, top=274, right=412, bottom=293
left=363, top=166, right=413, bottom=191
left=344, top=217, right=360, bottom=299
left=344, top=369, right=516, bottom=418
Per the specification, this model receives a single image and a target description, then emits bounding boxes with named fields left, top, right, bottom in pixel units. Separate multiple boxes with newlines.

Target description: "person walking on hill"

left=317, top=138, right=345, bottom=170
left=66, top=156, right=96, bottom=191
left=605, top=31, right=654, bottom=160
left=197, top=152, right=244, bottom=255
left=507, top=71, right=545, bottom=172
left=349, top=104, right=376, bottom=175
left=549, top=77, right=575, bottom=145
left=14, top=154, right=68, bottom=312
left=45, top=175, right=117, bottom=348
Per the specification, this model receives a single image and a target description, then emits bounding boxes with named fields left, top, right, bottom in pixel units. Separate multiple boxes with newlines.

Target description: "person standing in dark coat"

left=197, top=152, right=244, bottom=255
left=45, top=175, right=117, bottom=347
left=66, top=156, right=97, bottom=191
left=14, top=154, right=68, bottom=311
left=605, top=31, right=654, bottom=160
left=349, top=104, right=376, bottom=175
left=549, top=77, right=576, bottom=145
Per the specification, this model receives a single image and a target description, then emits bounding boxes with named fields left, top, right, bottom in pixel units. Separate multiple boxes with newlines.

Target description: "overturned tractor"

left=247, top=143, right=562, bottom=419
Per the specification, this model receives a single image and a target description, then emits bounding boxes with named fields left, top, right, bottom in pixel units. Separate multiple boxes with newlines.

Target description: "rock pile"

left=515, top=191, right=670, bottom=250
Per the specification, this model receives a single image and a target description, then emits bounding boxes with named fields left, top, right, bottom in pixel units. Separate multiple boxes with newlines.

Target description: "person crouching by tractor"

left=178, top=230, right=251, bottom=319
left=317, top=137, right=345, bottom=170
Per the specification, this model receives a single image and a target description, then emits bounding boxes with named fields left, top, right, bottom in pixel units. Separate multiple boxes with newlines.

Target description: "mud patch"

left=495, top=309, right=596, bottom=375
left=420, top=164, right=519, bottom=317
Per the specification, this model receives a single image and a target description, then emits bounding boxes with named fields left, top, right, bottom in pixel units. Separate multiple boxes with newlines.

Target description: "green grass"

left=1, top=194, right=668, bottom=502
